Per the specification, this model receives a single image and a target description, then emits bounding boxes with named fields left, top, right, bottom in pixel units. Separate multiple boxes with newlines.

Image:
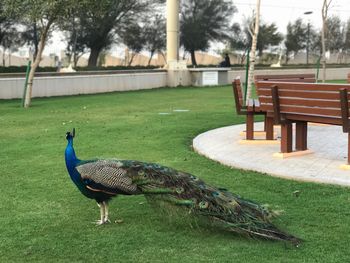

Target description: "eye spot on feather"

left=199, top=184, right=206, bottom=190
left=212, top=192, right=220, bottom=197
left=190, top=175, right=199, bottom=181
left=199, top=201, right=209, bottom=209
left=138, top=170, right=146, bottom=177
left=176, top=187, right=184, bottom=194
left=157, top=178, right=164, bottom=184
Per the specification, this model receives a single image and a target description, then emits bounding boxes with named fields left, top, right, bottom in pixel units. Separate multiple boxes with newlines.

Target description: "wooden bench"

left=255, top=73, right=316, bottom=83
left=256, top=81, right=350, bottom=164
left=347, top=73, right=350, bottom=83
left=232, top=78, right=274, bottom=140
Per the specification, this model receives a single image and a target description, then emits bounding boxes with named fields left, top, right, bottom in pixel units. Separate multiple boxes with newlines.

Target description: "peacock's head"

left=66, top=128, right=75, bottom=141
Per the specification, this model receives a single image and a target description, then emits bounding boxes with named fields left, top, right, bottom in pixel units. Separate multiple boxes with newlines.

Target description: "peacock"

left=65, top=128, right=301, bottom=245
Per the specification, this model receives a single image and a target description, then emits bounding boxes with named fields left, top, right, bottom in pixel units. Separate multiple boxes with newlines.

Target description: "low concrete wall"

left=0, top=71, right=168, bottom=99
left=227, top=68, right=350, bottom=83
left=1, top=67, right=349, bottom=99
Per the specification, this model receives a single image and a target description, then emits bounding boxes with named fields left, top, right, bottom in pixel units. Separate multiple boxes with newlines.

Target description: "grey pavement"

left=193, top=122, right=350, bottom=187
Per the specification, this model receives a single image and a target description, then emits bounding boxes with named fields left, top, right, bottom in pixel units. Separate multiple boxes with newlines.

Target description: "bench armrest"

left=340, top=88, right=350, bottom=132
left=271, top=85, right=282, bottom=124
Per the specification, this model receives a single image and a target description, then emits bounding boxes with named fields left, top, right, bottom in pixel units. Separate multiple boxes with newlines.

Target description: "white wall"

left=0, top=72, right=168, bottom=99
left=1, top=67, right=349, bottom=100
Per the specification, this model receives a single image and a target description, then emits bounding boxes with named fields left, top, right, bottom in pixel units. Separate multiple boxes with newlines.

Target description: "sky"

left=233, top=0, right=350, bottom=33
left=43, top=0, right=350, bottom=57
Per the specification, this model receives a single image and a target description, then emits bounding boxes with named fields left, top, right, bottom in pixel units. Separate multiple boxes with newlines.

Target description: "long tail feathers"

left=212, top=216, right=302, bottom=246
left=128, top=161, right=301, bottom=245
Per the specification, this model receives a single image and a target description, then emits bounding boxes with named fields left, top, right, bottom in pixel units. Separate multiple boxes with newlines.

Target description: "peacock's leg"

left=95, top=202, right=106, bottom=225
left=103, top=201, right=111, bottom=223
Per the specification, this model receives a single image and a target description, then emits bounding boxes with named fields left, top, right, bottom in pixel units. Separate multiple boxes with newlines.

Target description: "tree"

left=344, top=19, right=350, bottom=53
left=0, top=4, right=20, bottom=66
left=240, top=19, right=283, bottom=56
left=1, top=28, right=22, bottom=66
left=325, top=15, right=343, bottom=52
left=308, top=17, right=343, bottom=57
left=285, top=19, right=307, bottom=64
left=120, top=22, right=145, bottom=66
left=228, top=18, right=283, bottom=66
left=0, top=5, right=13, bottom=44
left=3, top=0, right=80, bottom=108
left=21, top=21, right=41, bottom=61
left=143, top=15, right=166, bottom=66
left=255, top=23, right=283, bottom=57
left=180, top=0, right=236, bottom=66
left=60, top=10, right=87, bottom=67
left=227, top=23, right=250, bottom=64
left=69, top=0, right=163, bottom=67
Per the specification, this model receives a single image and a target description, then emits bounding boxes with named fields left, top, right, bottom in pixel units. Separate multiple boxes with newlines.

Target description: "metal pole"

left=244, top=49, right=250, bottom=103
left=304, top=11, right=313, bottom=65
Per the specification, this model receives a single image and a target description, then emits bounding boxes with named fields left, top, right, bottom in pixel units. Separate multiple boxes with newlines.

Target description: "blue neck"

left=65, top=138, right=80, bottom=177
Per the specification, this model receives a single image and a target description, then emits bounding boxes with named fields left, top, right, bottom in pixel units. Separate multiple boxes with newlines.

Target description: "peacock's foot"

left=94, top=219, right=110, bottom=225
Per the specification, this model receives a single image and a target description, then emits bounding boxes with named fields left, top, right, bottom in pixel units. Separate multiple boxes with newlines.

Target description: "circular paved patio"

left=193, top=122, right=350, bottom=187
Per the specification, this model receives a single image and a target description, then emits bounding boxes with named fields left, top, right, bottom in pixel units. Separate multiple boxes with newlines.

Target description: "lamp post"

left=304, top=11, right=313, bottom=65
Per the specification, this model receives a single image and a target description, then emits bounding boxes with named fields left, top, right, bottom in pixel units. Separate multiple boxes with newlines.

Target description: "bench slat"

left=257, top=81, right=350, bottom=91
left=259, top=97, right=341, bottom=108
left=258, top=89, right=347, bottom=100
left=284, top=114, right=342, bottom=125
left=255, top=74, right=315, bottom=82
left=279, top=105, right=341, bottom=117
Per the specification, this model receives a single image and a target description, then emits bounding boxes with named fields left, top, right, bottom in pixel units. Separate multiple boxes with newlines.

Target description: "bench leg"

left=265, top=116, right=274, bottom=140
left=281, top=123, right=293, bottom=153
left=246, top=113, right=254, bottom=140
left=295, top=121, right=308, bottom=151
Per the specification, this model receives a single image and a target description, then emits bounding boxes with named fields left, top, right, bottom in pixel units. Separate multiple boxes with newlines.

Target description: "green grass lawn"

left=1, top=85, right=350, bottom=262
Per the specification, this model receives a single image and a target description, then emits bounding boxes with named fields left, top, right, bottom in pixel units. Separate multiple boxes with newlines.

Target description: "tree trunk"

left=190, top=49, right=197, bottom=66
left=2, top=47, right=5, bottom=67
left=128, top=53, right=136, bottom=66
left=159, top=52, right=166, bottom=65
left=74, top=55, right=79, bottom=68
left=148, top=50, right=155, bottom=66
left=246, top=0, right=261, bottom=103
left=24, top=20, right=53, bottom=108
left=285, top=51, right=289, bottom=64
left=240, top=53, right=246, bottom=65
left=88, top=47, right=102, bottom=67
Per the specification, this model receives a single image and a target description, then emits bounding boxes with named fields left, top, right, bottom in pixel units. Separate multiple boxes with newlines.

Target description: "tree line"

left=2, top=0, right=350, bottom=107
left=2, top=1, right=350, bottom=69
